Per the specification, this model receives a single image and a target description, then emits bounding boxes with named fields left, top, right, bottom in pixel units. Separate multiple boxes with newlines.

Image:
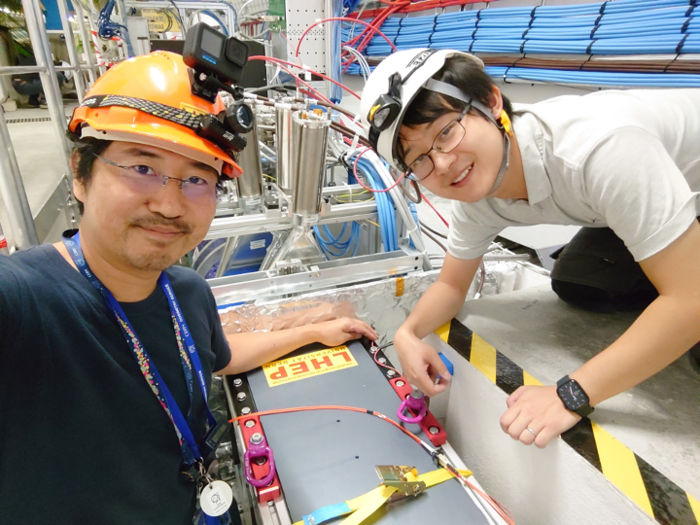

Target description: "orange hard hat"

left=69, top=51, right=242, bottom=178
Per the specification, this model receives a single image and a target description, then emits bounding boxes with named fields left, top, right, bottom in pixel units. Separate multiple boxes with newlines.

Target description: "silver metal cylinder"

left=57, top=0, right=86, bottom=101
left=236, top=124, right=263, bottom=200
left=275, top=100, right=295, bottom=193
left=291, top=110, right=330, bottom=217
left=0, top=106, right=39, bottom=249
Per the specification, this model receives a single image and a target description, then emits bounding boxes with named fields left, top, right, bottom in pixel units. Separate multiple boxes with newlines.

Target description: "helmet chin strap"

left=488, top=131, right=511, bottom=195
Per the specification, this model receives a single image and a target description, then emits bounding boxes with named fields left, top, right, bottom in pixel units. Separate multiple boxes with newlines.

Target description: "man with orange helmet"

left=0, top=50, right=376, bottom=524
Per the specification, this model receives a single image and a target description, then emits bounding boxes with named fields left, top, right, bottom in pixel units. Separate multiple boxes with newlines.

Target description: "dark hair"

left=398, top=56, right=513, bottom=163
left=66, top=129, right=112, bottom=215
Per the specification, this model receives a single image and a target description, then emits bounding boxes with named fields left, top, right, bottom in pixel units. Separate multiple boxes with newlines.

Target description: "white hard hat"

left=360, top=48, right=485, bottom=172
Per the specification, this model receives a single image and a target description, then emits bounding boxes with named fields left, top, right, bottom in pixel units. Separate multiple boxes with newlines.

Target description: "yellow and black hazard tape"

left=436, top=318, right=700, bottom=525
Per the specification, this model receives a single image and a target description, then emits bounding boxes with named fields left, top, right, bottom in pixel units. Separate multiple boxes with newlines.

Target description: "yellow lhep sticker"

left=263, top=346, right=358, bottom=388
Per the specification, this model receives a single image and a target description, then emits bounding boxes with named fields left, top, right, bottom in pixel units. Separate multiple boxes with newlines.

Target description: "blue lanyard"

left=62, top=232, right=215, bottom=466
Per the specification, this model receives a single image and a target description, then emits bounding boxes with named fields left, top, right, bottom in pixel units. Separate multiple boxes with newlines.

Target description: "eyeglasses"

left=406, top=106, right=470, bottom=182
left=93, top=154, right=221, bottom=203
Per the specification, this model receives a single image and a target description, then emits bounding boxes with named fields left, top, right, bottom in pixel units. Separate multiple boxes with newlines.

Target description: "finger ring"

left=526, top=427, right=538, bottom=437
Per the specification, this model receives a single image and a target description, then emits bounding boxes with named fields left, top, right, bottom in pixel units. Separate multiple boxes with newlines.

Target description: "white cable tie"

left=351, top=133, right=360, bottom=151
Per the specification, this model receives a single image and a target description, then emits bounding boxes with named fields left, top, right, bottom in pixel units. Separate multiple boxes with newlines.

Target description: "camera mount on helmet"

left=182, top=23, right=256, bottom=156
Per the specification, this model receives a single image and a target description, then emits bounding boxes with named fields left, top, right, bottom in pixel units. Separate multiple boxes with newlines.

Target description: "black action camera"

left=183, top=23, right=248, bottom=89
left=182, top=23, right=255, bottom=155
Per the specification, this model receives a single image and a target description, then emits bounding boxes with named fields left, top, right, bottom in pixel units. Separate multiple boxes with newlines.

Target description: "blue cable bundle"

left=342, top=0, right=700, bottom=87
left=98, top=0, right=134, bottom=57
left=314, top=222, right=361, bottom=258
left=354, top=155, right=399, bottom=252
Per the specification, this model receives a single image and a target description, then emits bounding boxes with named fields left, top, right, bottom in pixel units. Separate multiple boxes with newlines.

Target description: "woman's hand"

left=394, top=327, right=451, bottom=396
left=499, top=386, right=581, bottom=448
left=313, top=318, right=378, bottom=347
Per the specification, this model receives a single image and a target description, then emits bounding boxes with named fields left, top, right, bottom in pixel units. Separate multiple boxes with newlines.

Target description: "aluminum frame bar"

left=204, top=201, right=378, bottom=240
left=74, top=0, right=97, bottom=84
left=0, top=106, right=39, bottom=249
left=209, top=249, right=425, bottom=305
left=57, top=0, right=87, bottom=101
left=21, top=0, right=73, bottom=180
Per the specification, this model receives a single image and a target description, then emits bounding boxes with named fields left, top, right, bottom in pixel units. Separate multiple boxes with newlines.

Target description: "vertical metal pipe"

left=22, top=0, right=74, bottom=180
left=225, top=6, right=236, bottom=35
left=275, top=101, right=295, bottom=194
left=291, top=110, right=330, bottom=217
left=74, top=1, right=96, bottom=84
left=57, top=0, right=86, bottom=100
left=236, top=122, right=264, bottom=212
left=0, top=106, right=39, bottom=249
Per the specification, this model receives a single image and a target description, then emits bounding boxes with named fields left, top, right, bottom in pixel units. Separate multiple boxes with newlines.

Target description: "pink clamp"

left=244, top=433, right=276, bottom=488
left=397, top=389, right=428, bottom=424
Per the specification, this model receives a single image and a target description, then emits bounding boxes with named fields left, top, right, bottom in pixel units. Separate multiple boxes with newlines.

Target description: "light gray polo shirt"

left=447, top=89, right=700, bottom=262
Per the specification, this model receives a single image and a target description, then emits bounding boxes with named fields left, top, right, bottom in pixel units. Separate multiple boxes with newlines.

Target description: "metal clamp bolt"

left=237, top=392, right=247, bottom=402
left=233, top=378, right=243, bottom=388
left=429, top=426, right=440, bottom=435
left=245, top=420, right=256, bottom=428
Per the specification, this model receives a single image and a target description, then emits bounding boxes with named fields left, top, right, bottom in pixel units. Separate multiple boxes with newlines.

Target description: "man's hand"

left=313, top=318, right=378, bottom=347
left=500, top=385, right=581, bottom=448
left=394, top=327, right=451, bottom=397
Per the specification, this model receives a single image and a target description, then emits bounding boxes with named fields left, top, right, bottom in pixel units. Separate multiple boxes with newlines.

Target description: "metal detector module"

left=225, top=339, right=502, bottom=525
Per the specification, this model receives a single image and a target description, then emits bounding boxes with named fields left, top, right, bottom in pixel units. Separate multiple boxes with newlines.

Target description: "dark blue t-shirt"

left=0, top=244, right=231, bottom=525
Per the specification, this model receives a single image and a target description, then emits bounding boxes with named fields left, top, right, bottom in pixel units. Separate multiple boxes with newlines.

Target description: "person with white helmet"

left=0, top=51, right=377, bottom=524
left=360, top=48, right=700, bottom=448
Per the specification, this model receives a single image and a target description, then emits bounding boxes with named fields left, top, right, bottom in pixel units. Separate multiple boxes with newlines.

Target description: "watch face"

left=557, top=380, right=589, bottom=411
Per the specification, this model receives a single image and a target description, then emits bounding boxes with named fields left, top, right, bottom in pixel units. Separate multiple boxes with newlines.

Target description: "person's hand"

left=286, top=301, right=356, bottom=329
left=499, top=386, right=581, bottom=448
left=313, top=318, right=378, bottom=347
left=394, top=327, right=451, bottom=397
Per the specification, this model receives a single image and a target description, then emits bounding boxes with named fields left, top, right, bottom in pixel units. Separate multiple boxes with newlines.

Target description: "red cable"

left=230, top=405, right=425, bottom=446
left=248, top=55, right=361, bottom=100
left=295, top=17, right=398, bottom=59
left=420, top=192, right=450, bottom=228
left=371, top=343, right=402, bottom=377
left=352, top=148, right=406, bottom=194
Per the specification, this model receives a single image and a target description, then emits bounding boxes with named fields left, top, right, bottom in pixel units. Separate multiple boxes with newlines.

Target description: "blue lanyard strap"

left=62, top=232, right=215, bottom=465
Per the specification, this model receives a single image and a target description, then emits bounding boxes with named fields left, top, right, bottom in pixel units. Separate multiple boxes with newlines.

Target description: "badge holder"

left=197, top=462, right=234, bottom=519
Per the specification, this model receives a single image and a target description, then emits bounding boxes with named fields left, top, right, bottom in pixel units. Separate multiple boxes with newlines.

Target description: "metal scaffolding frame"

left=0, top=0, right=101, bottom=251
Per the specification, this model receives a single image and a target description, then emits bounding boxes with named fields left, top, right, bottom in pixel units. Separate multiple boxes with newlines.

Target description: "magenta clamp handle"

left=244, top=434, right=276, bottom=488
left=397, top=389, right=428, bottom=424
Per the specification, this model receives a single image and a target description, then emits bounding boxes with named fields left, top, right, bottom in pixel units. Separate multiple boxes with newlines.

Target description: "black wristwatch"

left=556, top=375, right=594, bottom=418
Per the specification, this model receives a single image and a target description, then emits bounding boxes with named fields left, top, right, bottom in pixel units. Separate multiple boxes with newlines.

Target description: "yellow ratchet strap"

left=293, top=467, right=472, bottom=525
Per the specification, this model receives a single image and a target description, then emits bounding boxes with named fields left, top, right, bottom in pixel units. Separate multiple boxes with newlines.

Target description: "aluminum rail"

left=21, top=0, right=73, bottom=179
left=57, top=0, right=87, bottom=101
left=209, top=249, right=425, bottom=305
left=0, top=106, right=39, bottom=249
left=204, top=201, right=378, bottom=240
left=74, top=0, right=98, bottom=84
left=0, top=65, right=101, bottom=76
